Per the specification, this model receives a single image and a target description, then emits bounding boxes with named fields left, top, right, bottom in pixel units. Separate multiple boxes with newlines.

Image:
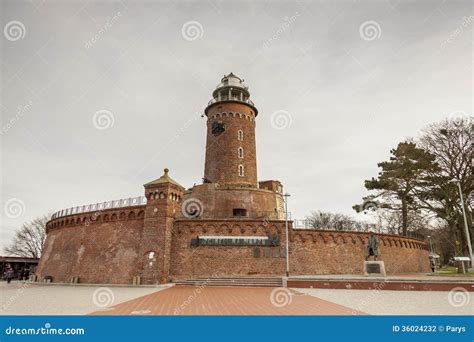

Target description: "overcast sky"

left=0, top=0, right=472, bottom=252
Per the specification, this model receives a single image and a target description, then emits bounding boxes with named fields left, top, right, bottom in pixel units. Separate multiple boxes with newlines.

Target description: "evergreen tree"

left=354, top=142, right=436, bottom=235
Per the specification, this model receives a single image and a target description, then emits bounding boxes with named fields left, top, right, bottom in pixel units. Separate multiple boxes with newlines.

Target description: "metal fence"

left=292, top=219, right=426, bottom=239
left=207, top=97, right=255, bottom=107
left=50, top=196, right=147, bottom=220
left=179, top=211, right=292, bottom=220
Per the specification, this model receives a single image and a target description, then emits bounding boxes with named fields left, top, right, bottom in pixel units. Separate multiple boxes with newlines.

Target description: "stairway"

left=174, top=276, right=283, bottom=287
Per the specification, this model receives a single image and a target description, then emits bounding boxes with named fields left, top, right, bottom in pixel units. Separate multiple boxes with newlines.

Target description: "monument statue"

left=365, top=232, right=379, bottom=261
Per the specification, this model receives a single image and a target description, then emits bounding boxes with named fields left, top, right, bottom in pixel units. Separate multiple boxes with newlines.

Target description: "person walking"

left=5, top=268, right=14, bottom=284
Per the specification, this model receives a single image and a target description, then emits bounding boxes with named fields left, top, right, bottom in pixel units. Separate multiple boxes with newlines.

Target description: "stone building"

left=36, top=73, right=430, bottom=284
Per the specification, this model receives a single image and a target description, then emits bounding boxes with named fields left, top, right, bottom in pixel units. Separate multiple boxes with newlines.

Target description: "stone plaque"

left=366, top=263, right=380, bottom=274
left=272, top=249, right=279, bottom=258
left=280, top=249, right=286, bottom=258
left=264, top=248, right=271, bottom=257
left=364, top=261, right=386, bottom=277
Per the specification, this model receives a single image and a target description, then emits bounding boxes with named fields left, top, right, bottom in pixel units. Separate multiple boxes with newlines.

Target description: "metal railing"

left=50, top=196, right=147, bottom=220
left=207, top=97, right=255, bottom=107
left=292, top=219, right=426, bottom=239
left=178, top=211, right=291, bottom=221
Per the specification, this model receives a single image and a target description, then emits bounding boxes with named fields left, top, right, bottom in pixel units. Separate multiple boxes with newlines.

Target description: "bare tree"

left=415, top=118, right=473, bottom=255
left=4, top=215, right=48, bottom=258
left=305, top=210, right=371, bottom=231
left=375, top=209, right=434, bottom=236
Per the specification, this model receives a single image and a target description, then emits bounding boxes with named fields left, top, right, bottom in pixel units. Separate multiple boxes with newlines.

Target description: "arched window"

left=237, top=130, right=243, bottom=141
left=238, top=165, right=244, bottom=177
left=238, top=147, right=244, bottom=158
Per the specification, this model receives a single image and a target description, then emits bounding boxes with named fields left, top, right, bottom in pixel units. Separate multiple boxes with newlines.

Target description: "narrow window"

left=237, top=130, right=243, bottom=141
left=233, top=208, right=247, bottom=217
left=238, top=165, right=244, bottom=177
left=238, top=147, right=244, bottom=158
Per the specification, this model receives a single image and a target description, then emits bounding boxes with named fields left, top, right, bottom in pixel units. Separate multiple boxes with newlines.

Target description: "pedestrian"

left=5, top=268, right=14, bottom=284
left=430, top=259, right=436, bottom=273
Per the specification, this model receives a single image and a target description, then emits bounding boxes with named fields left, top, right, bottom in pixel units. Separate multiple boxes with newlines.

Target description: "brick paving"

left=91, top=286, right=365, bottom=315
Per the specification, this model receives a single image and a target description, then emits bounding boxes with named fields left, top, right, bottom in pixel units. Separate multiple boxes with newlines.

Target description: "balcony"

left=207, top=96, right=255, bottom=107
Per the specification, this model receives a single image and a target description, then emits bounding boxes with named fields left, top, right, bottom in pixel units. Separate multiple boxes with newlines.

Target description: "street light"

left=283, top=193, right=291, bottom=277
left=449, top=179, right=473, bottom=269
left=427, top=235, right=433, bottom=254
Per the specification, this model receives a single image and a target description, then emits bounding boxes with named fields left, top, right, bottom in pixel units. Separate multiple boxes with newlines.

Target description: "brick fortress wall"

left=169, top=220, right=430, bottom=281
left=36, top=207, right=145, bottom=284
left=38, top=213, right=430, bottom=284
left=289, top=229, right=430, bottom=274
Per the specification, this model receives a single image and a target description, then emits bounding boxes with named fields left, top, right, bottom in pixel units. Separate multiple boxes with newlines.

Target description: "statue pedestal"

left=364, top=261, right=386, bottom=277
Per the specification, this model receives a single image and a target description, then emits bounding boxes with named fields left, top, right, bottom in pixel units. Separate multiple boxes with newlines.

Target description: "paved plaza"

left=0, top=281, right=168, bottom=315
left=298, top=288, right=473, bottom=315
left=1, top=281, right=471, bottom=315
left=92, top=286, right=364, bottom=315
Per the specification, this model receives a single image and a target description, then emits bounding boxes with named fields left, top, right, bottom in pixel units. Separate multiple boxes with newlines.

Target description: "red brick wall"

left=180, top=184, right=284, bottom=219
left=204, top=102, right=257, bottom=187
left=169, top=221, right=430, bottom=280
left=170, top=219, right=287, bottom=280
left=37, top=207, right=145, bottom=284
left=37, top=213, right=430, bottom=284
left=289, top=229, right=430, bottom=274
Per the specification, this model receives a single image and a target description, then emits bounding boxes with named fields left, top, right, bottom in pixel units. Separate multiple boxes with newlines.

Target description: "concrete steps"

left=174, top=276, right=283, bottom=287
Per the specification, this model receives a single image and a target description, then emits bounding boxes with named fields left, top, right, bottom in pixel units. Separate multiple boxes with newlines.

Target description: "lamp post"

left=283, top=193, right=291, bottom=277
left=427, top=235, right=433, bottom=254
left=450, top=179, right=473, bottom=269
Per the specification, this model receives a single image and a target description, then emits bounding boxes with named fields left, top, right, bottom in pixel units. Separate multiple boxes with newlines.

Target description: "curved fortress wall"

left=38, top=214, right=429, bottom=284
left=289, top=229, right=430, bottom=275
left=36, top=207, right=145, bottom=284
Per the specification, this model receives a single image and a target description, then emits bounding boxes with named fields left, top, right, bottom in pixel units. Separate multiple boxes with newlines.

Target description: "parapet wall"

left=289, top=229, right=430, bottom=275
left=170, top=219, right=287, bottom=281
left=169, top=221, right=430, bottom=281
left=37, top=212, right=430, bottom=284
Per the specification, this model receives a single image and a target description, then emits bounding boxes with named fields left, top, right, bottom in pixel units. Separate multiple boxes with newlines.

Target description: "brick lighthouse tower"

left=180, top=73, right=285, bottom=220
left=203, top=73, right=258, bottom=188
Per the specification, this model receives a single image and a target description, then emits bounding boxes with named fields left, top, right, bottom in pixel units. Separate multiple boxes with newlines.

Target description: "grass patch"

left=429, top=266, right=474, bottom=277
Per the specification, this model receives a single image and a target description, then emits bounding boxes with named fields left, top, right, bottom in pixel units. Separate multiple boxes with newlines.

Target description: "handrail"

left=292, top=219, right=426, bottom=239
left=50, top=196, right=147, bottom=220
left=207, top=97, right=255, bottom=107
left=178, top=211, right=292, bottom=220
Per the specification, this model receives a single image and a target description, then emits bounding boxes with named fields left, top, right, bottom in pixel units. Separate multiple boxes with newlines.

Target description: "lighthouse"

left=181, top=73, right=285, bottom=220
left=203, top=73, right=259, bottom=187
